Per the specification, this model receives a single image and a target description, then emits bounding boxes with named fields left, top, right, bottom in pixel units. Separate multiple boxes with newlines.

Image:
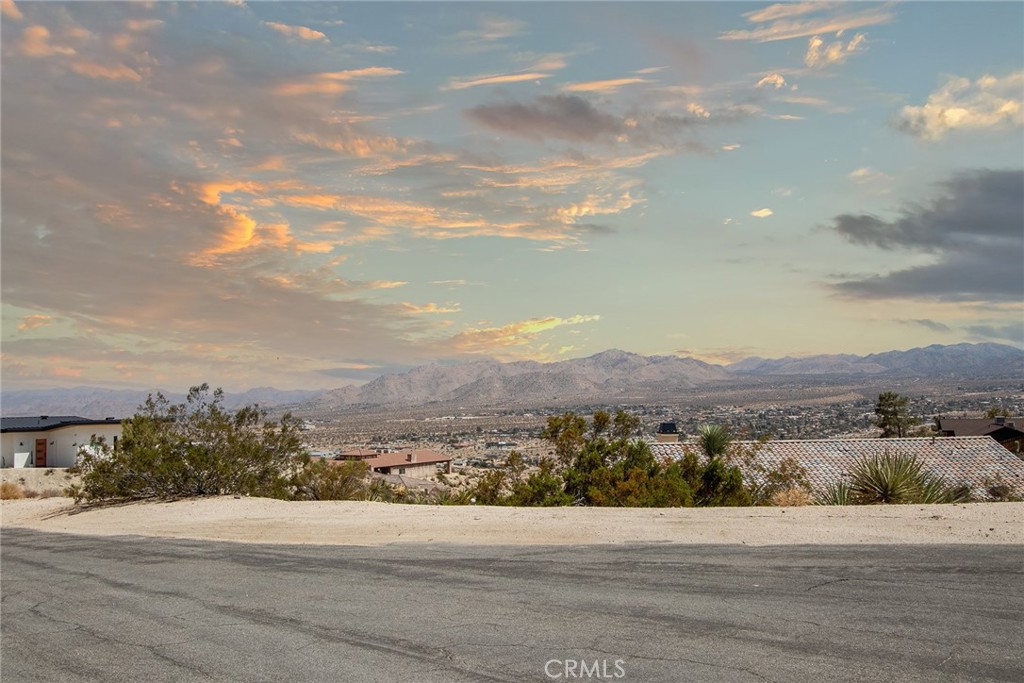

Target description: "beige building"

left=337, top=448, right=452, bottom=479
left=1, top=416, right=122, bottom=469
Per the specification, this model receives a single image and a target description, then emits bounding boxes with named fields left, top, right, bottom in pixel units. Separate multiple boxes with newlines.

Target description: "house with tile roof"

left=336, top=448, right=452, bottom=479
left=650, top=437, right=1024, bottom=497
left=1, top=416, right=122, bottom=468
left=936, top=417, right=1024, bottom=456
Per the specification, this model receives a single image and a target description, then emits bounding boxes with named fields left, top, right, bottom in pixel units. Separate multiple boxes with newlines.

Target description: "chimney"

left=995, top=416, right=1006, bottom=425
left=406, top=453, right=415, bottom=462
left=656, top=422, right=679, bottom=444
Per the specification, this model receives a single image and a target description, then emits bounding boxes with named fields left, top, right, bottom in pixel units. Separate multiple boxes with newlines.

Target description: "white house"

left=1, top=416, right=123, bottom=468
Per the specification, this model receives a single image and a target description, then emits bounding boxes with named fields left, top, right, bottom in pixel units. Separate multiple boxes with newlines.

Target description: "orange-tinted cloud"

left=401, top=302, right=461, bottom=314
left=445, top=72, right=550, bottom=90
left=273, top=67, right=402, bottom=96
left=446, top=314, right=600, bottom=355
left=563, top=78, right=651, bottom=93
left=19, top=25, right=75, bottom=57
left=70, top=61, right=143, bottom=81
left=18, top=314, right=53, bottom=332
left=263, top=21, right=327, bottom=42
left=2, top=0, right=23, bottom=21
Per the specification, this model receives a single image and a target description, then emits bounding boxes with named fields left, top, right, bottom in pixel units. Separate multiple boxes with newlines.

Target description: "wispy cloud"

left=563, top=77, right=651, bottom=93
left=401, top=302, right=462, bottom=315
left=263, top=21, right=328, bottom=42
left=444, top=71, right=550, bottom=91
left=750, top=208, right=774, bottom=218
left=445, top=314, right=600, bottom=355
left=17, top=314, right=53, bottom=332
left=721, top=5, right=893, bottom=42
left=893, top=71, right=1023, bottom=140
left=273, top=67, right=402, bottom=96
left=2, top=0, right=24, bottom=21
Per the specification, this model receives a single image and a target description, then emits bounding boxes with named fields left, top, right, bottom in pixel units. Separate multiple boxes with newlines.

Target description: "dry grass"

left=771, top=487, right=813, bottom=507
left=37, top=487, right=65, bottom=499
left=0, top=482, right=25, bottom=500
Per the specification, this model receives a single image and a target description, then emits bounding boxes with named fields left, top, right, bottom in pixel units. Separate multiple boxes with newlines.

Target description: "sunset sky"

left=2, top=1, right=1022, bottom=391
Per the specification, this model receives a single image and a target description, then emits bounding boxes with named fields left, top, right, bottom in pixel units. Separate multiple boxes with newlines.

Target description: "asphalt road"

left=2, top=529, right=1021, bottom=683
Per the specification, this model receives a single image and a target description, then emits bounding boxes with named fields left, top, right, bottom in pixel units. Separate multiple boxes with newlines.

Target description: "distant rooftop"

left=1, top=416, right=122, bottom=433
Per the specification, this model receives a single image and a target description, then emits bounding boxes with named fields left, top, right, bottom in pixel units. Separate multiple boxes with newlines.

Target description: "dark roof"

left=936, top=418, right=1024, bottom=438
left=650, top=436, right=1024, bottom=495
left=1, top=416, right=122, bottom=433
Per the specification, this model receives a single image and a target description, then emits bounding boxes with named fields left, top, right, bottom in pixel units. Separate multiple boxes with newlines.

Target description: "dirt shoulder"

left=3, top=497, right=1022, bottom=546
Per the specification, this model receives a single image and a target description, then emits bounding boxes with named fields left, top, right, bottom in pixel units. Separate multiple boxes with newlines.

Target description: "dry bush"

left=771, top=487, right=813, bottom=507
left=0, top=482, right=25, bottom=500
left=38, top=488, right=65, bottom=499
left=22, top=488, right=40, bottom=498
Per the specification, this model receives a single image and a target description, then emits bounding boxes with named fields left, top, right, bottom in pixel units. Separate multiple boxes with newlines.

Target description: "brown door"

left=35, top=439, right=47, bottom=468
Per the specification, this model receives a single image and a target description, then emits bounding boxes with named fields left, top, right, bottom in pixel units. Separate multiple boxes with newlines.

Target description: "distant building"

left=1, top=416, right=122, bottom=468
left=650, top=436, right=1024, bottom=497
left=936, top=417, right=1024, bottom=456
left=336, top=448, right=452, bottom=478
left=655, top=422, right=680, bottom=443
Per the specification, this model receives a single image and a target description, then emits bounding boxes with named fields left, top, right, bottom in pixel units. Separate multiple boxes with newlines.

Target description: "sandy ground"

left=2, top=496, right=1023, bottom=545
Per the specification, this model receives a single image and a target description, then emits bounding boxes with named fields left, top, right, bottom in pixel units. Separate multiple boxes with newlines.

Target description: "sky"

left=2, top=1, right=1022, bottom=392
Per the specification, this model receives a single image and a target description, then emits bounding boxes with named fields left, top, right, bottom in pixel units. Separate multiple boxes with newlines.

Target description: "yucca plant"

left=816, top=481, right=854, bottom=505
left=849, top=451, right=924, bottom=504
left=848, top=450, right=972, bottom=505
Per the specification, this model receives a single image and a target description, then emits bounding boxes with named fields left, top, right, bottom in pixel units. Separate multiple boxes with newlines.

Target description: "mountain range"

left=2, top=343, right=1021, bottom=417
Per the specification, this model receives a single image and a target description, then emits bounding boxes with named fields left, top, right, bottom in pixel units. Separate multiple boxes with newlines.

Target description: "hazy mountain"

left=726, top=343, right=1023, bottom=377
left=5, top=344, right=1020, bottom=416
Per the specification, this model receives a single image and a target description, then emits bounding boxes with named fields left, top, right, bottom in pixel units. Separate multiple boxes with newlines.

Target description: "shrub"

left=771, top=487, right=813, bottom=506
left=0, top=482, right=25, bottom=500
left=22, top=488, right=40, bottom=498
left=982, top=474, right=1023, bottom=502
left=291, top=458, right=369, bottom=501
left=38, top=488, right=65, bottom=499
left=73, top=384, right=306, bottom=503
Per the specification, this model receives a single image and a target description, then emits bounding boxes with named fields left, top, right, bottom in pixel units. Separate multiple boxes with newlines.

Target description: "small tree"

left=874, top=392, right=918, bottom=438
left=72, top=384, right=307, bottom=503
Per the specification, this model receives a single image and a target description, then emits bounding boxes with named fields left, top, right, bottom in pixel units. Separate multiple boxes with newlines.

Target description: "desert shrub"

left=771, top=487, right=813, bottom=506
left=22, top=488, right=40, bottom=498
left=981, top=474, right=1023, bottom=502
left=291, top=458, right=369, bottom=501
left=0, top=482, right=25, bottom=500
left=848, top=451, right=971, bottom=505
left=816, top=481, right=854, bottom=505
left=507, top=460, right=572, bottom=506
left=38, top=488, right=65, bottom=499
left=73, top=384, right=306, bottom=503
left=470, top=469, right=508, bottom=505
left=680, top=452, right=751, bottom=507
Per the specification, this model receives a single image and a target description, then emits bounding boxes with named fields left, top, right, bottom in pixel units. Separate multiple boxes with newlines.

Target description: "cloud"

left=465, top=93, right=732, bottom=147
left=401, top=302, right=462, bottom=315
left=830, top=169, right=1024, bottom=302
left=18, top=314, right=53, bottom=332
left=965, top=323, right=1024, bottom=344
left=901, top=319, right=952, bottom=333
left=457, top=15, right=525, bottom=42
left=19, top=25, right=75, bottom=57
left=848, top=167, right=891, bottom=184
left=721, top=5, right=892, bottom=42
left=750, top=208, right=773, bottom=218
left=563, top=78, right=651, bottom=93
left=805, top=33, right=865, bottom=68
left=2, top=0, right=23, bottom=21
left=445, top=72, right=551, bottom=91
left=756, top=73, right=787, bottom=89
left=273, top=67, right=403, bottom=96
left=69, top=60, right=143, bottom=81
left=893, top=71, right=1023, bottom=140
left=263, top=21, right=328, bottom=42
left=445, top=314, right=600, bottom=355
left=721, top=143, right=741, bottom=151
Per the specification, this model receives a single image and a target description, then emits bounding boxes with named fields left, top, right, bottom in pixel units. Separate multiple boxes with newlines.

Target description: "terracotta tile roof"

left=354, top=449, right=452, bottom=469
left=650, top=437, right=1024, bottom=496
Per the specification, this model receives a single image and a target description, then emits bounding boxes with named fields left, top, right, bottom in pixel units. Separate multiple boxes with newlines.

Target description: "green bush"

left=291, top=458, right=370, bottom=501
left=71, top=384, right=306, bottom=503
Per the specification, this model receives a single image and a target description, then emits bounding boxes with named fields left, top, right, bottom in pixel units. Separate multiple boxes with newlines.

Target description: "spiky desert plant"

left=917, top=473, right=973, bottom=504
left=848, top=451, right=926, bottom=504
left=816, top=481, right=854, bottom=505
left=698, top=424, right=733, bottom=460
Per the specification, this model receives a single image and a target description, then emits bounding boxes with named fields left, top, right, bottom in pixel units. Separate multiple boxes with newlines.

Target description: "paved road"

left=2, top=529, right=1021, bottom=683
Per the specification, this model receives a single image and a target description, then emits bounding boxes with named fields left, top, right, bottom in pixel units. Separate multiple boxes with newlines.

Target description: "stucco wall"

left=1, top=424, right=122, bottom=468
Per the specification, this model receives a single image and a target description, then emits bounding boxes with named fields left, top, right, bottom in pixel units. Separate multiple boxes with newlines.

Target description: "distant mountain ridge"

left=3, top=343, right=1021, bottom=416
